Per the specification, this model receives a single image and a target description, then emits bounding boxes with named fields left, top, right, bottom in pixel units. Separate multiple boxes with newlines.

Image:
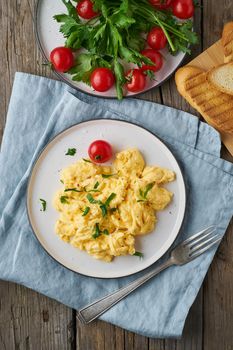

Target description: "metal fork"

left=77, top=226, right=221, bottom=324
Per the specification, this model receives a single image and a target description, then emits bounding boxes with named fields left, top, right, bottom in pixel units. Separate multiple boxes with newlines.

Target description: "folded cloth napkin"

left=0, top=72, right=233, bottom=338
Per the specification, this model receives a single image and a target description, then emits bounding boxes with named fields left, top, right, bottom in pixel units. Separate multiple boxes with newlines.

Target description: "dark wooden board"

left=0, top=0, right=232, bottom=349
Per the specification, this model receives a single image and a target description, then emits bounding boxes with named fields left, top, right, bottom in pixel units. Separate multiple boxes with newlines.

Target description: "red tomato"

left=141, top=49, right=163, bottom=72
left=125, top=69, right=146, bottom=93
left=50, top=47, right=74, bottom=72
left=76, top=0, right=99, bottom=19
left=172, top=0, right=194, bottom=19
left=90, top=68, right=115, bottom=92
left=149, top=0, right=173, bottom=9
left=147, top=27, right=167, bottom=50
left=88, top=140, right=113, bottom=163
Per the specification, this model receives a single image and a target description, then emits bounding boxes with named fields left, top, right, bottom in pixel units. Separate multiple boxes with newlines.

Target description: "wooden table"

left=0, top=1, right=233, bottom=349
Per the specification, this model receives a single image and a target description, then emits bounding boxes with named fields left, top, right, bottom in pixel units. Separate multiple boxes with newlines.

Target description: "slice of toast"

left=207, top=62, right=233, bottom=96
left=222, top=22, right=233, bottom=63
left=175, top=66, right=233, bottom=134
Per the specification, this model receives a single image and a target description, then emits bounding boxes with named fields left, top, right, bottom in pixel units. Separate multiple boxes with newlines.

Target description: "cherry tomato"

left=125, top=69, right=146, bottom=93
left=172, top=0, right=194, bottom=19
left=88, top=140, right=113, bottom=163
left=50, top=47, right=74, bottom=72
left=140, top=49, right=163, bottom=72
left=90, top=68, right=115, bottom=92
left=76, top=0, right=99, bottom=19
left=149, top=0, right=173, bottom=9
left=147, top=27, right=167, bottom=50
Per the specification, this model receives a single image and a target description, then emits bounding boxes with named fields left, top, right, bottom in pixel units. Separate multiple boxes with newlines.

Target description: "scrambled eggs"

left=53, top=149, right=175, bottom=262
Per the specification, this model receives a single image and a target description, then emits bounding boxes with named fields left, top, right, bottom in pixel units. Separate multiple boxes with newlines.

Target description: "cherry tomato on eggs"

left=125, top=69, right=146, bottom=93
left=90, top=68, right=115, bottom=92
left=141, top=49, right=163, bottom=72
left=76, top=0, right=99, bottom=19
left=50, top=47, right=74, bottom=72
left=147, top=27, right=167, bottom=50
left=172, top=0, right=194, bottom=19
left=149, top=0, right=173, bottom=9
left=88, top=140, right=113, bottom=163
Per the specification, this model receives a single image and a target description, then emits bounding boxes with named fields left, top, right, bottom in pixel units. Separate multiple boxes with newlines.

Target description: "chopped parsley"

left=60, top=179, right=64, bottom=184
left=82, top=207, right=90, bottom=216
left=65, top=148, right=76, bottom=156
left=86, top=193, right=116, bottom=217
left=101, top=173, right=117, bottom=178
left=133, top=251, right=143, bottom=258
left=39, top=199, right=47, bottom=212
left=137, top=182, right=155, bottom=202
left=92, top=224, right=109, bottom=239
left=92, top=223, right=101, bottom=239
left=100, top=204, right=107, bottom=217
left=94, top=181, right=99, bottom=189
left=103, top=229, right=109, bottom=235
left=60, top=196, right=69, bottom=204
left=82, top=158, right=92, bottom=163
left=105, top=193, right=116, bottom=207
left=64, top=188, right=83, bottom=192
left=86, top=193, right=100, bottom=204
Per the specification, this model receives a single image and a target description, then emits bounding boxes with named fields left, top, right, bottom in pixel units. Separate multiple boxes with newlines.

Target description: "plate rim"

left=26, top=118, right=186, bottom=279
left=34, top=0, right=188, bottom=100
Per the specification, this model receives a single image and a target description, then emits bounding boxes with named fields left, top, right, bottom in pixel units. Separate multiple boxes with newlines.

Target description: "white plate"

left=27, top=120, right=186, bottom=278
left=35, top=0, right=187, bottom=99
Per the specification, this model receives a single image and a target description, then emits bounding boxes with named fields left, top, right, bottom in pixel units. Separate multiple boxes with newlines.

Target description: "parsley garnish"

left=94, top=181, right=99, bottom=189
left=39, top=199, right=47, bottom=212
left=92, top=223, right=101, bottom=239
left=64, top=188, right=83, bottom=192
left=82, top=207, right=90, bottom=216
left=82, top=158, right=92, bottom=163
left=86, top=193, right=100, bottom=204
left=65, top=148, right=76, bottom=156
left=137, top=182, right=155, bottom=202
left=60, top=196, right=69, bottom=204
left=86, top=193, right=116, bottom=217
left=102, top=174, right=117, bottom=178
left=60, top=179, right=64, bottom=184
left=100, top=204, right=107, bottom=217
left=92, top=224, right=109, bottom=239
left=95, top=155, right=101, bottom=160
left=105, top=193, right=116, bottom=206
left=133, top=251, right=143, bottom=258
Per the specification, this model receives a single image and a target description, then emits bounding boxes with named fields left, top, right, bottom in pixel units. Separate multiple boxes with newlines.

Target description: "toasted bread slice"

left=175, top=66, right=233, bottom=134
left=222, top=22, right=233, bottom=63
left=207, top=62, right=233, bottom=96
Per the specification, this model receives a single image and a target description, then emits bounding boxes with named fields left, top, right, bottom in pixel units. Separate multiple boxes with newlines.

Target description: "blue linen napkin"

left=0, top=72, right=233, bottom=338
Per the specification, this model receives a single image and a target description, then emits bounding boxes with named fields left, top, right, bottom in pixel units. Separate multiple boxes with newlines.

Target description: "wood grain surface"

left=0, top=0, right=232, bottom=349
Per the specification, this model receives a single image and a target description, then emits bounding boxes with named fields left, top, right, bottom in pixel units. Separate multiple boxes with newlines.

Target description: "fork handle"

left=77, top=258, right=173, bottom=324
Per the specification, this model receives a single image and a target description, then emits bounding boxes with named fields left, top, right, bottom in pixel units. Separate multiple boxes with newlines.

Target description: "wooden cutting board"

left=186, top=40, right=233, bottom=155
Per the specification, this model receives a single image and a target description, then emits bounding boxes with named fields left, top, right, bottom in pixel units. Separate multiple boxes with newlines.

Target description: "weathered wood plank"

left=76, top=319, right=124, bottom=350
left=201, top=1, right=233, bottom=349
left=0, top=282, right=75, bottom=350
left=0, top=0, right=74, bottom=349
